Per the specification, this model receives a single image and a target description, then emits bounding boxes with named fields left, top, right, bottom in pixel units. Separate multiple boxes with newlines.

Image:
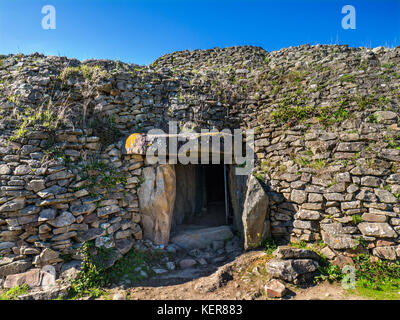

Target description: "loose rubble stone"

left=0, top=164, right=11, bottom=175
left=273, top=246, right=320, bottom=261
left=242, top=175, right=270, bottom=249
left=374, top=111, right=398, bottom=124
left=14, top=165, right=32, bottom=175
left=321, top=223, right=358, bottom=249
left=17, top=285, right=70, bottom=300
left=320, top=246, right=336, bottom=260
left=294, top=209, right=321, bottom=221
left=40, top=265, right=57, bottom=289
left=265, top=279, right=287, bottom=298
left=113, top=292, right=127, bottom=300
left=179, top=259, right=197, bottom=269
left=3, top=268, right=42, bottom=289
left=60, top=261, right=81, bottom=280
left=27, top=180, right=46, bottom=192
left=70, top=203, right=97, bottom=216
left=0, top=242, right=15, bottom=252
left=39, top=208, right=56, bottom=222
left=332, top=255, right=354, bottom=268
left=37, top=185, right=66, bottom=198
left=265, top=259, right=319, bottom=283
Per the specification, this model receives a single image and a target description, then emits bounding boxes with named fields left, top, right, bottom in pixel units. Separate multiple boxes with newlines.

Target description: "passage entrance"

left=171, top=164, right=230, bottom=234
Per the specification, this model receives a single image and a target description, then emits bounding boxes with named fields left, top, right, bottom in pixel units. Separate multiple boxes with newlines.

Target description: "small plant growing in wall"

left=252, top=171, right=264, bottom=182
left=260, top=159, right=270, bottom=173
left=59, top=64, right=110, bottom=83
left=351, top=214, right=363, bottom=225
left=134, top=176, right=146, bottom=191
left=8, top=100, right=60, bottom=141
left=352, top=237, right=367, bottom=250
left=384, top=135, right=400, bottom=150
left=291, top=240, right=308, bottom=249
left=339, top=74, right=356, bottom=83
left=264, top=238, right=278, bottom=255
left=68, top=240, right=120, bottom=298
left=368, top=113, right=378, bottom=124
left=315, top=263, right=344, bottom=284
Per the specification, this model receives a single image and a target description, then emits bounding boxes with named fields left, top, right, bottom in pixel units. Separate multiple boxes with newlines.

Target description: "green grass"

left=293, top=156, right=326, bottom=170
left=68, top=240, right=171, bottom=299
left=317, top=106, right=350, bottom=127
left=385, top=135, right=400, bottom=150
left=351, top=286, right=400, bottom=300
left=315, top=264, right=345, bottom=283
left=339, top=74, right=356, bottom=82
left=0, top=285, right=29, bottom=300
left=59, top=64, right=109, bottom=82
left=271, top=104, right=315, bottom=124
left=381, top=63, right=396, bottom=70
left=9, top=103, right=59, bottom=141
left=264, top=238, right=278, bottom=255
left=270, top=94, right=351, bottom=127
left=354, top=254, right=400, bottom=290
left=368, top=113, right=378, bottom=123
left=352, top=214, right=363, bottom=225
left=316, top=253, right=400, bottom=300
left=252, top=171, right=265, bottom=182
left=290, top=240, right=308, bottom=249
left=357, top=94, right=377, bottom=111
left=78, top=157, right=127, bottom=192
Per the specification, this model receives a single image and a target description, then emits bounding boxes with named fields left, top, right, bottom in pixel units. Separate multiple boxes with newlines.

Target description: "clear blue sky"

left=0, top=0, right=399, bottom=65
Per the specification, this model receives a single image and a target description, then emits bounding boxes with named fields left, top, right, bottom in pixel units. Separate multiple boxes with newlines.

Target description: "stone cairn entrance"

left=126, top=132, right=271, bottom=254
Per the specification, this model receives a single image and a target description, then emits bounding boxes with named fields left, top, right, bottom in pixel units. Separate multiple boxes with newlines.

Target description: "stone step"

left=170, top=225, right=234, bottom=250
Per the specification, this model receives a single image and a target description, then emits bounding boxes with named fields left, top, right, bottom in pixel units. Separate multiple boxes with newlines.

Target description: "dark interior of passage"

left=171, top=164, right=230, bottom=232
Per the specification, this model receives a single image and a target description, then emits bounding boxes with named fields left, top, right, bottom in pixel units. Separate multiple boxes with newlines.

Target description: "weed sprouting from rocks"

left=68, top=241, right=111, bottom=298
left=264, top=238, right=278, bottom=255
left=0, top=284, right=30, bottom=300
left=68, top=241, right=171, bottom=299
left=59, top=65, right=110, bottom=82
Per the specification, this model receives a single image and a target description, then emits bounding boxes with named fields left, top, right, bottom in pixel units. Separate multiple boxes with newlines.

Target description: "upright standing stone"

left=138, top=164, right=176, bottom=245
left=242, top=175, right=269, bottom=250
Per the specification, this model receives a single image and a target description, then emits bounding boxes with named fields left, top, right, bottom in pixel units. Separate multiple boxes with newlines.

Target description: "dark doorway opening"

left=200, top=164, right=226, bottom=227
left=205, top=165, right=225, bottom=203
left=171, top=164, right=230, bottom=233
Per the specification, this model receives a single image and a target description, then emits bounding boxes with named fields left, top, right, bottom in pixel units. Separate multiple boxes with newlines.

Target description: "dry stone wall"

left=0, top=44, right=400, bottom=279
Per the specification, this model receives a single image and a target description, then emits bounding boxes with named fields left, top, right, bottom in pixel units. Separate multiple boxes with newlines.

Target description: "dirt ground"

left=105, top=251, right=369, bottom=300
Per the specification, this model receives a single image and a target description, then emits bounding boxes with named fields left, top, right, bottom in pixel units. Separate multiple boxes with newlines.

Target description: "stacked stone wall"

left=0, top=44, right=400, bottom=278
